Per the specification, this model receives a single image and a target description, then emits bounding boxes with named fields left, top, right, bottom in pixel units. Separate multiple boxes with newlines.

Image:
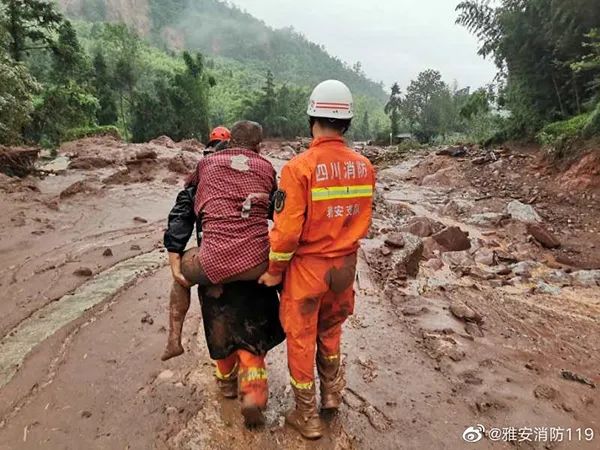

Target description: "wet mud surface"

left=0, top=138, right=598, bottom=449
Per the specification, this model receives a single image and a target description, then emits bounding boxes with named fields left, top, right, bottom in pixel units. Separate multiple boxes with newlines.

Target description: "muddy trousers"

left=215, top=350, right=268, bottom=408
left=280, top=254, right=356, bottom=391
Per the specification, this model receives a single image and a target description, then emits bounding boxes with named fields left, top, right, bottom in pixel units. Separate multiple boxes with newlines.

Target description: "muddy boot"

left=161, top=283, right=190, bottom=361
left=286, top=385, right=325, bottom=440
left=241, top=395, right=265, bottom=427
left=217, top=376, right=238, bottom=399
left=317, top=354, right=345, bottom=410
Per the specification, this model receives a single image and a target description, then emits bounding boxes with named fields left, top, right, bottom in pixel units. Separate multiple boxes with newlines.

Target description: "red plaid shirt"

left=194, top=148, right=277, bottom=283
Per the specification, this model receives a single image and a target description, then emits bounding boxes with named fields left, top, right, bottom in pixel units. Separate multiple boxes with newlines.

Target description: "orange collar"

left=310, top=136, right=345, bottom=148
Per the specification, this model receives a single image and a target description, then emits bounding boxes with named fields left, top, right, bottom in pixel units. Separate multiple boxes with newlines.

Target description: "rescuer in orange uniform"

left=259, top=80, right=375, bottom=439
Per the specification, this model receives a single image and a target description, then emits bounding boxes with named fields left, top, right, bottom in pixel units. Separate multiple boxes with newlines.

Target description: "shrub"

left=64, top=125, right=121, bottom=141
left=583, top=103, right=600, bottom=138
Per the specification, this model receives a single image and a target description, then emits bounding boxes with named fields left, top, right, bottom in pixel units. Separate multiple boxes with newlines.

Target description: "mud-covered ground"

left=0, top=137, right=598, bottom=449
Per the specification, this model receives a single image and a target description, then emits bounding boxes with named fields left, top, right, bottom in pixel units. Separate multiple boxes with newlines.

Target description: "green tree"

left=1, top=0, right=63, bottom=61
left=92, top=51, right=118, bottom=125
left=359, top=110, right=370, bottom=141
left=384, top=82, right=402, bottom=139
left=51, top=20, right=87, bottom=84
left=28, top=82, right=98, bottom=145
left=0, top=50, right=39, bottom=144
left=457, top=0, right=600, bottom=136
left=131, top=52, right=213, bottom=142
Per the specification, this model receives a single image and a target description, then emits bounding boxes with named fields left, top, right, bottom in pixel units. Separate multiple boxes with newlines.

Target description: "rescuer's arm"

left=259, top=162, right=307, bottom=285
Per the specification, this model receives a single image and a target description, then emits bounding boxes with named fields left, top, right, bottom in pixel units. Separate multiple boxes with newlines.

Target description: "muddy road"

left=0, top=137, right=598, bottom=449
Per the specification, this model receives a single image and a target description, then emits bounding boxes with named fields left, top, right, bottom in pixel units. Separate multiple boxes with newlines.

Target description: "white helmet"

left=307, top=80, right=354, bottom=120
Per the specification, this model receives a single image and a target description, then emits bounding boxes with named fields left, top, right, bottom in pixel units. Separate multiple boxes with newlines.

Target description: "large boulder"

left=506, top=200, right=542, bottom=223
left=526, top=223, right=560, bottom=249
left=401, top=216, right=445, bottom=237
left=431, top=226, right=471, bottom=252
left=364, top=233, right=424, bottom=281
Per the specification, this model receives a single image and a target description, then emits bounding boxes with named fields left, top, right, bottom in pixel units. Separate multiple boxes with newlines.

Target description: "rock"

left=381, top=246, right=392, bottom=256
left=471, top=156, right=487, bottom=165
left=534, top=281, right=561, bottom=295
left=401, top=306, right=430, bottom=316
left=81, top=411, right=93, bottom=419
left=441, top=251, right=474, bottom=270
left=151, top=135, right=175, bottom=148
left=570, top=270, right=600, bottom=288
left=506, top=200, right=542, bottom=223
left=467, top=212, right=509, bottom=227
left=534, top=384, right=560, bottom=401
left=102, top=248, right=113, bottom=257
left=526, top=223, right=560, bottom=248
left=59, top=180, right=94, bottom=199
left=401, top=216, right=444, bottom=237
left=167, top=152, right=198, bottom=174
left=441, top=199, right=472, bottom=217
left=392, top=233, right=424, bottom=278
left=474, top=248, right=495, bottom=266
left=130, top=244, right=142, bottom=251
left=465, top=322, right=484, bottom=337
left=432, top=226, right=471, bottom=252
left=158, top=369, right=175, bottom=381
left=542, top=270, right=571, bottom=287
left=135, top=149, right=158, bottom=160
left=178, top=139, right=205, bottom=153
left=141, top=312, right=154, bottom=325
left=423, top=258, right=444, bottom=271
left=436, top=146, right=466, bottom=157
left=450, top=302, right=483, bottom=324
left=512, top=261, right=540, bottom=278
left=69, top=156, right=114, bottom=170
left=133, top=216, right=148, bottom=223
left=421, top=167, right=454, bottom=186
left=74, top=267, right=93, bottom=277
left=384, top=233, right=405, bottom=248
left=561, top=370, right=596, bottom=388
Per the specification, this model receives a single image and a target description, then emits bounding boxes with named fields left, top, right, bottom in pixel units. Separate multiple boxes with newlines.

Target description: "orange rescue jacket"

left=268, top=136, right=376, bottom=275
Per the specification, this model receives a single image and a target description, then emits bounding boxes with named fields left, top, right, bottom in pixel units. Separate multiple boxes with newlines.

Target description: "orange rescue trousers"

left=215, top=349, right=268, bottom=407
left=280, top=253, right=356, bottom=389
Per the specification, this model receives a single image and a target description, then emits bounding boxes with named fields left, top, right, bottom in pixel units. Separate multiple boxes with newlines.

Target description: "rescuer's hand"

left=169, top=252, right=192, bottom=288
left=258, top=271, right=283, bottom=287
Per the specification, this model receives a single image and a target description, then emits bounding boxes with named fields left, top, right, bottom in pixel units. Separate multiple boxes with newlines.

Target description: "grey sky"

left=229, top=0, right=498, bottom=92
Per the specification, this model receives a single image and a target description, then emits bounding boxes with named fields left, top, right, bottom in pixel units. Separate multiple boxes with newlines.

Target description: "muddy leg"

left=161, top=281, right=190, bottom=361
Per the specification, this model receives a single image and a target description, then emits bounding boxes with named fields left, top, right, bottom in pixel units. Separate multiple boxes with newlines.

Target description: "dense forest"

left=380, top=0, right=600, bottom=150
left=0, top=0, right=388, bottom=147
left=1, top=0, right=599, bottom=151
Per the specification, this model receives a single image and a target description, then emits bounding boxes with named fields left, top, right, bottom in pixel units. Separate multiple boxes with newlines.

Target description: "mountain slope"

left=58, top=0, right=387, bottom=102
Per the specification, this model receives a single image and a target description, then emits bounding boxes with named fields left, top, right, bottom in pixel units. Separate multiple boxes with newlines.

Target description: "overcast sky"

left=229, top=0, right=498, bottom=92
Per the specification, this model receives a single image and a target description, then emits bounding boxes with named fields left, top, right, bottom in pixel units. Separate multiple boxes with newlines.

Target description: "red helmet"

left=210, top=126, right=231, bottom=142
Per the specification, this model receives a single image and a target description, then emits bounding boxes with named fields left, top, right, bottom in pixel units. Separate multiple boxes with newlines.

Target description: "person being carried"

left=163, top=121, right=284, bottom=426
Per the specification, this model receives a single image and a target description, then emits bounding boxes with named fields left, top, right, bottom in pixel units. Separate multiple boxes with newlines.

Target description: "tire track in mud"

left=0, top=250, right=167, bottom=390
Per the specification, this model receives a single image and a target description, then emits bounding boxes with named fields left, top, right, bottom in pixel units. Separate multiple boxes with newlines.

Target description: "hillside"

left=57, top=0, right=387, bottom=103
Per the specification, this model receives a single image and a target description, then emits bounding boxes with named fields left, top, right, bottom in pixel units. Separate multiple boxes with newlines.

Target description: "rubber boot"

left=241, top=394, right=265, bottom=427
left=217, top=376, right=238, bottom=399
left=317, top=354, right=345, bottom=410
left=286, top=385, right=325, bottom=440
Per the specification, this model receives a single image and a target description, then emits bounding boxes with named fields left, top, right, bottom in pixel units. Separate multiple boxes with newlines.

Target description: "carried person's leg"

left=162, top=281, right=190, bottom=361
left=162, top=248, right=210, bottom=361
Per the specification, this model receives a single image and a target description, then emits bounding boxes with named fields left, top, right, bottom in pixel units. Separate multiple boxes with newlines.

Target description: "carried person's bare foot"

left=161, top=339, right=184, bottom=361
